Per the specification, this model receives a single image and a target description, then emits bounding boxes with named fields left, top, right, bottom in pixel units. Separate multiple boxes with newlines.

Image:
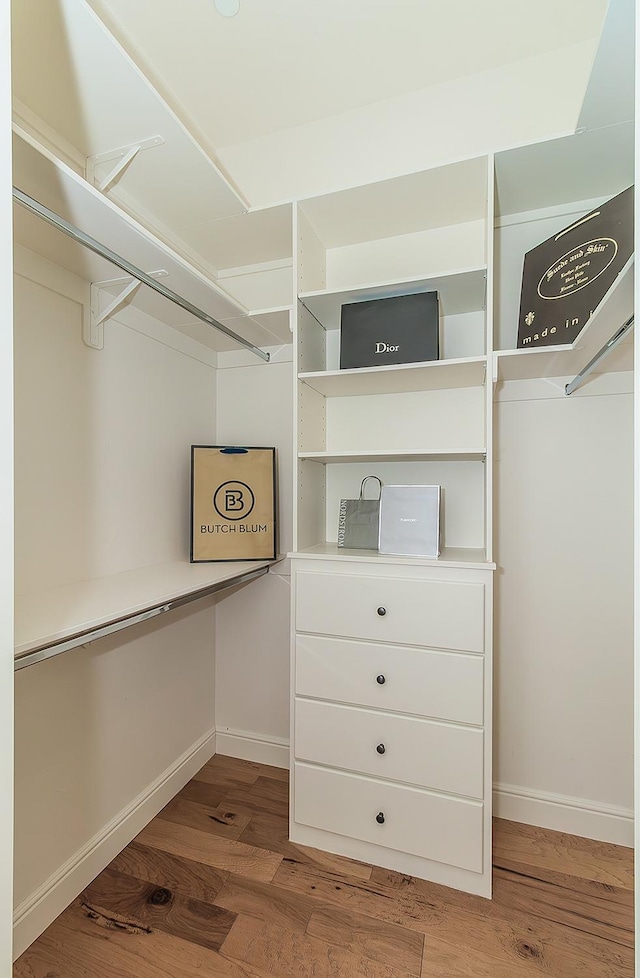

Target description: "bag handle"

left=359, top=475, right=383, bottom=500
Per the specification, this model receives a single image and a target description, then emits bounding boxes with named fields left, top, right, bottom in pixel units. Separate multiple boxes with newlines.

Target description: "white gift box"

left=378, top=485, right=441, bottom=557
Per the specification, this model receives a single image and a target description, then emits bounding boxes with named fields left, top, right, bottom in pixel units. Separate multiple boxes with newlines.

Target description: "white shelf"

left=12, top=0, right=246, bottom=234
left=298, top=157, right=489, bottom=249
left=292, top=543, right=494, bottom=570
left=15, top=558, right=275, bottom=662
left=495, top=256, right=634, bottom=383
left=13, top=0, right=295, bottom=300
left=495, top=124, right=634, bottom=220
left=299, top=450, right=486, bottom=464
left=299, top=267, right=487, bottom=329
left=299, top=357, right=487, bottom=397
left=12, top=129, right=284, bottom=354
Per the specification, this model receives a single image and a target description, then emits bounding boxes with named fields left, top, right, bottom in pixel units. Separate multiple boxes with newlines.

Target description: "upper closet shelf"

left=299, top=356, right=487, bottom=397
left=299, top=267, right=487, bottom=329
left=12, top=130, right=286, bottom=355
left=12, top=0, right=246, bottom=232
left=14, top=559, right=275, bottom=670
left=494, top=256, right=634, bottom=383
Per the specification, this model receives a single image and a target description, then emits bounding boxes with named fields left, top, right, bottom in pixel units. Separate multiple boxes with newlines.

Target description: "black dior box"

left=340, top=291, right=439, bottom=369
left=517, top=185, right=634, bottom=349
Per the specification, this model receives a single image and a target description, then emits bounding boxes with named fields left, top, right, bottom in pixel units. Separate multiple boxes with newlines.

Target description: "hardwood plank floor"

left=14, top=755, right=634, bottom=978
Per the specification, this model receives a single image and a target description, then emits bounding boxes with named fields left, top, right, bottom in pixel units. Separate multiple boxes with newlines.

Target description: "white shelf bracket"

left=84, top=270, right=168, bottom=350
left=87, top=135, right=164, bottom=193
left=491, top=352, right=499, bottom=386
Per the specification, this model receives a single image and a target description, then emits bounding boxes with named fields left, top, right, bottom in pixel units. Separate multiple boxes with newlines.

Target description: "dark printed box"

left=340, top=291, right=439, bottom=369
left=517, top=185, right=633, bottom=349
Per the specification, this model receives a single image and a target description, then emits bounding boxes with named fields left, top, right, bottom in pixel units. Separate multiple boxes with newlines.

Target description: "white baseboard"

left=13, top=728, right=217, bottom=960
left=493, top=781, right=634, bottom=847
left=215, top=727, right=289, bottom=769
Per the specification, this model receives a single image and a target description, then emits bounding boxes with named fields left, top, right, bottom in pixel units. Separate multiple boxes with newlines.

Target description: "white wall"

left=214, top=354, right=293, bottom=763
left=13, top=257, right=218, bottom=589
left=0, top=0, right=14, bottom=968
left=218, top=41, right=598, bottom=208
left=13, top=250, right=219, bottom=954
left=494, top=374, right=634, bottom=844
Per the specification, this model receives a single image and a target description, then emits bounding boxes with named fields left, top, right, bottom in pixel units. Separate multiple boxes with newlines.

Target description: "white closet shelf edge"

left=290, top=544, right=495, bottom=570
left=298, top=450, right=486, bottom=464
left=298, top=357, right=487, bottom=396
left=14, top=559, right=276, bottom=659
left=494, top=256, right=634, bottom=382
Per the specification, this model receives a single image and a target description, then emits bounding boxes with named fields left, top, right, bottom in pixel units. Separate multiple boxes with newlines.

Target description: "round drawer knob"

left=376, top=743, right=386, bottom=755
left=376, top=674, right=386, bottom=685
left=376, top=812, right=385, bottom=824
left=377, top=606, right=387, bottom=617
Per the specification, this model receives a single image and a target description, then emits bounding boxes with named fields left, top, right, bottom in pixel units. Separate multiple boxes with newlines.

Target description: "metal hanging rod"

left=12, top=187, right=270, bottom=364
left=14, top=565, right=269, bottom=672
left=565, top=313, right=634, bottom=396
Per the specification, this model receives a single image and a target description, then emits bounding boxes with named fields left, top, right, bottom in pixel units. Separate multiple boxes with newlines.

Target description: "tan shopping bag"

left=191, top=446, right=277, bottom=561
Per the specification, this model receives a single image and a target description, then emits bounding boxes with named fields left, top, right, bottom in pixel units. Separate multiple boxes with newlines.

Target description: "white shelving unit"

left=292, top=159, right=493, bottom=558
left=289, top=155, right=495, bottom=898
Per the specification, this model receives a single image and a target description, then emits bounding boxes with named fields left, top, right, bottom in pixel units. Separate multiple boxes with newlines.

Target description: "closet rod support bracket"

left=87, top=135, right=164, bottom=193
left=565, top=313, right=634, bottom=396
left=85, top=270, right=168, bottom=350
left=13, top=188, right=270, bottom=362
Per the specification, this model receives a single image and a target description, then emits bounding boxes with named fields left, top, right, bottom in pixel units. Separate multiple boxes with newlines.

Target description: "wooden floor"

left=14, top=755, right=634, bottom=977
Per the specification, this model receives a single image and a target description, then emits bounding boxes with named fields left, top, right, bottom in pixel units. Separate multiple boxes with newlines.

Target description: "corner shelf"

left=494, top=256, right=634, bottom=383
left=298, top=450, right=486, bottom=464
left=299, top=356, right=487, bottom=397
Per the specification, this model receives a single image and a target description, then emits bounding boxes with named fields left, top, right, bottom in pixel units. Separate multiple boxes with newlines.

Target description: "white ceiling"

left=86, top=0, right=609, bottom=149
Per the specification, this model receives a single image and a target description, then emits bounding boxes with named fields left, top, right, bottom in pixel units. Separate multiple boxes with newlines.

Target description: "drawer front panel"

left=296, top=572, right=485, bottom=652
left=294, top=762, right=483, bottom=873
left=295, top=699, right=484, bottom=798
left=296, top=634, right=484, bottom=725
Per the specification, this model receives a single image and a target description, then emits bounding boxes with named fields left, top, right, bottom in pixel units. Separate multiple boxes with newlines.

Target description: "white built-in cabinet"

left=288, top=119, right=634, bottom=896
left=289, top=156, right=496, bottom=896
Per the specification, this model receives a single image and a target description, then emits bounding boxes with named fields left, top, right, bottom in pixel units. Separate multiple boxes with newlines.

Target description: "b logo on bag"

left=213, top=481, right=255, bottom=521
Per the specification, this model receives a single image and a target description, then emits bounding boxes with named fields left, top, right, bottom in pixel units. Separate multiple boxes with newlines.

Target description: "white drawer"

left=295, top=571, right=485, bottom=653
left=296, top=634, right=484, bottom=725
left=294, top=762, right=483, bottom=874
left=295, top=699, right=484, bottom=798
